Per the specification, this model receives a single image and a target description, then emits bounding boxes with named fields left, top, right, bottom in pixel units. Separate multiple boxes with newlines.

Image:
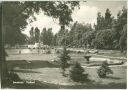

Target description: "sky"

left=22, top=1, right=126, bottom=36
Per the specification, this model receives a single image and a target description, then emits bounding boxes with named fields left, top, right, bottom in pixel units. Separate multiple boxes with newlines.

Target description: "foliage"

left=54, top=7, right=127, bottom=52
left=29, top=27, right=35, bottom=44
left=93, top=7, right=126, bottom=51
left=97, top=61, right=113, bottom=78
left=3, top=2, right=126, bottom=52
left=114, top=7, right=127, bottom=52
left=95, top=9, right=112, bottom=30
left=2, top=71, right=21, bottom=88
left=55, top=22, right=93, bottom=48
left=35, top=27, right=40, bottom=43
left=53, top=34, right=57, bottom=46
left=92, top=29, right=114, bottom=49
left=4, top=2, right=126, bottom=52
left=56, top=27, right=70, bottom=46
left=69, top=62, right=89, bottom=83
left=3, top=1, right=79, bottom=46
left=59, top=47, right=71, bottom=75
left=46, top=50, right=51, bottom=54
left=95, top=12, right=105, bottom=30
left=40, top=28, right=47, bottom=45
left=3, top=2, right=29, bottom=46
left=83, top=30, right=96, bottom=48
left=29, top=27, right=40, bottom=44
left=8, top=71, right=21, bottom=81
left=119, top=24, right=127, bottom=52
left=40, top=28, right=54, bottom=46
left=104, top=8, right=112, bottom=29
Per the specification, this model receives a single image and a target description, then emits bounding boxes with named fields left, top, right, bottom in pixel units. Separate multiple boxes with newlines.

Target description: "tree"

left=41, top=27, right=47, bottom=45
left=68, top=21, right=78, bottom=47
left=93, top=7, right=127, bottom=51
left=104, top=8, right=112, bottom=29
left=3, top=2, right=29, bottom=46
left=35, top=27, right=40, bottom=43
left=69, top=62, right=89, bottom=83
left=29, top=27, right=40, bottom=44
left=3, top=1, right=79, bottom=46
left=96, top=12, right=105, bottom=30
left=29, top=27, right=35, bottom=44
left=82, top=30, right=96, bottom=48
left=68, top=22, right=92, bottom=48
left=60, top=29, right=69, bottom=46
left=95, top=9, right=112, bottom=31
left=18, top=33, right=29, bottom=45
left=92, top=29, right=115, bottom=49
left=114, top=7, right=127, bottom=52
left=97, top=61, right=113, bottom=78
left=53, top=34, right=57, bottom=46
left=47, top=28, right=54, bottom=46
left=59, top=46, right=71, bottom=76
left=40, top=28, right=54, bottom=46
left=56, top=26, right=66, bottom=46
left=119, top=24, right=127, bottom=53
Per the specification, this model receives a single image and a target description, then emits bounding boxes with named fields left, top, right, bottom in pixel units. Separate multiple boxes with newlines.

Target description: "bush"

left=77, top=51, right=83, bottom=54
left=7, top=71, right=21, bottom=81
left=69, top=62, right=89, bottom=83
left=59, top=47, right=71, bottom=76
left=97, top=61, right=113, bottom=78
left=46, top=50, right=51, bottom=54
left=56, top=49, right=61, bottom=54
left=2, top=71, right=21, bottom=88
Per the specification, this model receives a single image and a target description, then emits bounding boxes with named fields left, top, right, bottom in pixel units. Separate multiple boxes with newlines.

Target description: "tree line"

left=55, top=7, right=127, bottom=53
left=29, top=27, right=54, bottom=46
left=28, top=7, right=127, bottom=53
left=3, top=2, right=126, bottom=53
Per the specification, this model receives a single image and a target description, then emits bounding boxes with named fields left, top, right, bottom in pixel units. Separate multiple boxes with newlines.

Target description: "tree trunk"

left=1, top=3, right=8, bottom=85
left=1, top=48, right=8, bottom=84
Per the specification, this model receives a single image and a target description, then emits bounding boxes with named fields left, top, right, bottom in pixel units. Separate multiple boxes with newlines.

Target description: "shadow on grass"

left=7, top=60, right=60, bottom=70
left=2, top=73, right=126, bottom=89
left=3, top=79, right=126, bottom=89
left=91, top=82, right=127, bottom=89
left=62, top=82, right=126, bottom=89
left=2, top=80, right=60, bottom=89
left=105, top=76, right=122, bottom=80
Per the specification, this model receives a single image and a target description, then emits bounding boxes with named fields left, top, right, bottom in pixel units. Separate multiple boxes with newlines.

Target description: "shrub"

left=69, top=62, right=89, bottom=83
left=46, top=50, right=51, bottom=54
left=59, top=47, right=71, bottom=76
left=97, top=61, right=113, bottom=78
left=7, top=71, right=21, bottom=81
left=2, top=71, right=21, bottom=88
left=77, top=51, right=83, bottom=54
left=56, top=49, right=61, bottom=54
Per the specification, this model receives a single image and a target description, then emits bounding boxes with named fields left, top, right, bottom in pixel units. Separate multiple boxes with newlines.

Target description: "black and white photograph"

left=1, top=0, right=127, bottom=89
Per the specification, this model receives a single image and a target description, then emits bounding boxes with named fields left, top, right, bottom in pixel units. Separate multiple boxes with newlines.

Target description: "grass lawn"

left=6, top=60, right=126, bottom=89
left=4, top=49, right=127, bottom=89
